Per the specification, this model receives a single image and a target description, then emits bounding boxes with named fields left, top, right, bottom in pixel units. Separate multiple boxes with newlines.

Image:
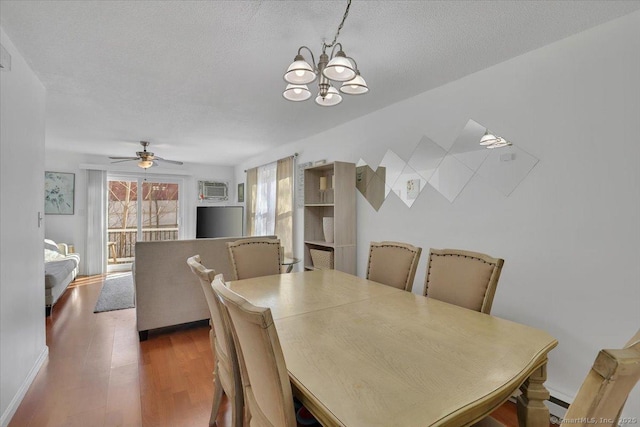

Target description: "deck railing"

left=107, top=227, right=178, bottom=263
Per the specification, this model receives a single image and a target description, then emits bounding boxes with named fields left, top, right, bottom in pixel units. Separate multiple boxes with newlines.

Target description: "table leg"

left=517, top=361, right=551, bottom=427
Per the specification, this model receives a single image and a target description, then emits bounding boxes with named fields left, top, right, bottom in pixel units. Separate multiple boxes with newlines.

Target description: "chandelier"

left=480, top=130, right=512, bottom=149
left=282, top=0, right=368, bottom=107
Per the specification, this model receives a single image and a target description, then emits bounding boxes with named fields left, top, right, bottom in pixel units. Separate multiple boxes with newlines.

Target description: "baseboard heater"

left=549, top=395, right=570, bottom=409
left=507, top=394, right=569, bottom=420
left=508, top=394, right=570, bottom=408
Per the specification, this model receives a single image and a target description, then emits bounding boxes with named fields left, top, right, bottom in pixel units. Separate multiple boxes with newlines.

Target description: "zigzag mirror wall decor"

left=356, top=119, right=539, bottom=210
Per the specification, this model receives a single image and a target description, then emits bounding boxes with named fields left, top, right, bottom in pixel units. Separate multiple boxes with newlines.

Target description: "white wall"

left=44, top=149, right=237, bottom=273
left=0, top=28, right=48, bottom=426
left=236, top=11, right=640, bottom=416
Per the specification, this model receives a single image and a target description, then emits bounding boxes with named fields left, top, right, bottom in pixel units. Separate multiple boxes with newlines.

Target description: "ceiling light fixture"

left=480, top=130, right=512, bottom=149
left=138, top=159, right=153, bottom=169
left=282, top=0, right=368, bottom=107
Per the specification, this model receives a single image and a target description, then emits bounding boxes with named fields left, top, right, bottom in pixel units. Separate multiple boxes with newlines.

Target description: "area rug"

left=94, top=272, right=135, bottom=313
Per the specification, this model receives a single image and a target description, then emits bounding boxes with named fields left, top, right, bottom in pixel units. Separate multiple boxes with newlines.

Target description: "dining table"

left=228, top=269, right=558, bottom=427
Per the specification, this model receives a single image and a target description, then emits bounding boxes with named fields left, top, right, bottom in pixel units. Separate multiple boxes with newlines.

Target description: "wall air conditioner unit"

left=198, top=181, right=229, bottom=202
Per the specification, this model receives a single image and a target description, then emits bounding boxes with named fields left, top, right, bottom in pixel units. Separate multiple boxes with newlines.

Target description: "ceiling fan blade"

left=108, top=143, right=181, bottom=167
left=111, top=159, right=137, bottom=164
left=154, top=157, right=183, bottom=165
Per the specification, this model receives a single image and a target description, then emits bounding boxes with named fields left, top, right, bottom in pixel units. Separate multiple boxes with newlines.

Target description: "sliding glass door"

left=107, top=175, right=182, bottom=271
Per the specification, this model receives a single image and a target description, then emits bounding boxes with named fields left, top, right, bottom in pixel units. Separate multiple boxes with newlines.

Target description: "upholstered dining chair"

left=227, top=238, right=282, bottom=280
left=424, top=248, right=504, bottom=314
left=211, top=276, right=298, bottom=427
left=475, top=329, right=640, bottom=427
left=366, top=241, right=422, bottom=291
left=186, top=255, right=243, bottom=427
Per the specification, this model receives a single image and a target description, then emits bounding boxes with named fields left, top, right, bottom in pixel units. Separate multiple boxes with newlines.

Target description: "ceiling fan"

left=109, top=141, right=183, bottom=169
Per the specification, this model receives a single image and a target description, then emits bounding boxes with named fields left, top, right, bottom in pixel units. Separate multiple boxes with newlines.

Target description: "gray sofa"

left=134, top=235, right=276, bottom=340
left=45, top=239, right=80, bottom=316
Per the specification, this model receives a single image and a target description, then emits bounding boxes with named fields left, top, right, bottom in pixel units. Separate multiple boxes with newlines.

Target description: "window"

left=246, top=156, right=294, bottom=257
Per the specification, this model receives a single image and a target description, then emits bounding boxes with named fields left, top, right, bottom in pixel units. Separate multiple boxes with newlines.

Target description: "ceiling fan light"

left=339, top=73, right=369, bottom=95
left=284, top=55, right=316, bottom=84
left=322, top=51, right=356, bottom=82
left=315, top=86, right=342, bottom=107
left=138, top=159, right=153, bottom=169
left=283, top=84, right=312, bottom=102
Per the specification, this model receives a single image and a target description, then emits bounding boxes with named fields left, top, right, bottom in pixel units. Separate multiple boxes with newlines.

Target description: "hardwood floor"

left=10, top=275, right=217, bottom=427
left=9, top=274, right=550, bottom=427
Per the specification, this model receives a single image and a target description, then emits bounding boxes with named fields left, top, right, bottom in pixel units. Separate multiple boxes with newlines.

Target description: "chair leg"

left=244, top=403, right=252, bottom=427
left=210, top=364, right=223, bottom=427
left=231, top=386, right=244, bottom=427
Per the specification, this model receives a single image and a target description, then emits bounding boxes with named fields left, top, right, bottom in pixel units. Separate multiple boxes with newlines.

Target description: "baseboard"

left=0, top=346, right=48, bottom=427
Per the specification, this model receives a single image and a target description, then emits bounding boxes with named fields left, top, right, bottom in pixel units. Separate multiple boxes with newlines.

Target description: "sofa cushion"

left=45, top=259, right=78, bottom=290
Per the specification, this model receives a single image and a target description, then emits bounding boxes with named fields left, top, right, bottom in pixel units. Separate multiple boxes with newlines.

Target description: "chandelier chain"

left=325, top=0, right=351, bottom=49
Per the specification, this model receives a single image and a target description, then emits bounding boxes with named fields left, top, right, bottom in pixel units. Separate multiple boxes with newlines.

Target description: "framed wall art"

left=44, top=171, right=75, bottom=215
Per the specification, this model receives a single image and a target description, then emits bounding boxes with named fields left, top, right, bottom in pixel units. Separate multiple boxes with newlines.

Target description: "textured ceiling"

left=1, top=1, right=639, bottom=166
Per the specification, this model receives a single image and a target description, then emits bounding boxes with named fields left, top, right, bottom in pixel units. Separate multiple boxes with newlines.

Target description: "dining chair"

left=227, top=238, right=282, bottom=280
left=424, top=248, right=504, bottom=314
left=186, top=255, right=243, bottom=427
left=475, top=329, right=640, bottom=427
left=366, top=241, right=422, bottom=291
left=211, top=276, right=298, bottom=427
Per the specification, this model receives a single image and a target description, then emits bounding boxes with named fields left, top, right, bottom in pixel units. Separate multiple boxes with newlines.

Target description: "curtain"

left=85, top=169, right=106, bottom=275
left=245, top=156, right=295, bottom=258
left=275, top=156, right=294, bottom=258
left=245, top=167, right=258, bottom=236
left=255, top=162, right=277, bottom=236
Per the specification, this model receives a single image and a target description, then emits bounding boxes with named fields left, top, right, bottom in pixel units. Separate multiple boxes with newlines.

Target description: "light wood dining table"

left=228, top=269, right=558, bottom=427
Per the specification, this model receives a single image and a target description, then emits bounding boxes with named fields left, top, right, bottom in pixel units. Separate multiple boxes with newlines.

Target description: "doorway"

left=107, top=175, right=182, bottom=272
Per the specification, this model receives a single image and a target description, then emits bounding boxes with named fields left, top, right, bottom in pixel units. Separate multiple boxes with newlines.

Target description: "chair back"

left=424, top=248, right=504, bottom=314
left=367, top=241, right=422, bottom=291
left=212, top=277, right=296, bottom=427
left=186, top=255, right=218, bottom=350
left=186, top=256, right=242, bottom=404
left=560, top=329, right=640, bottom=427
left=227, top=238, right=282, bottom=280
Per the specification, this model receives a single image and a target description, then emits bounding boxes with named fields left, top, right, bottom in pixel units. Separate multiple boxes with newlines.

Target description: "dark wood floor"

left=9, top=274, right=547, bottom=427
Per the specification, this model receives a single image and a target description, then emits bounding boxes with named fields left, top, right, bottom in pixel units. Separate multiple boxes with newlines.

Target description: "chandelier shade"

left=486, top=138, right=510, bottom=149
left=283, top=84, right=312, bottom=101
left=315, top=86, right=343, bottom=107
left=284, top=55, right=317, bottom=85
left=480, top=132, right=499, bottom=146
left=339, top=73, right=369, bottom=95
left=282, top=0, right=366, bottom=107
left=323, top=51, right=357, bottom=82
left=480, top=130, right=512, bottom=149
